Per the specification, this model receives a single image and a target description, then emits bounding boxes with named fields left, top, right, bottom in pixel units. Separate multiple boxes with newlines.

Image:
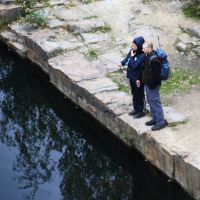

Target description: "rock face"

left=0, top=5, right=22, bottom=21
left=1, top=2, right=200, bottom=200
left=175, top=25, right=200, bottom=60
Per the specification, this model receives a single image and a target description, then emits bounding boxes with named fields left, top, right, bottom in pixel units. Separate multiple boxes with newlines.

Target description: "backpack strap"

left=148, top=54, right=159, bottom=71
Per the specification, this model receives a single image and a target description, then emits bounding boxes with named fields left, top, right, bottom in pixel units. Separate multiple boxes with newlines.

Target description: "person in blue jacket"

left=119, top=36, right=146, bottom=118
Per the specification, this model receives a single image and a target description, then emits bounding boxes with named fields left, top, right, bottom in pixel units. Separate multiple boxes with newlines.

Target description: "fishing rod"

left=98, top=55, right=126, bottom=72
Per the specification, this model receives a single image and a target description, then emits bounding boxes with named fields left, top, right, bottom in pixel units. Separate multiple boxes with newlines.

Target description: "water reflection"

left=0, top=47, right=134, bottom=199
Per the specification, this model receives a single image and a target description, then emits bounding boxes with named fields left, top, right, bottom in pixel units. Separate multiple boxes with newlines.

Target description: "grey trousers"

left=146, top=85, right=165, bottom=126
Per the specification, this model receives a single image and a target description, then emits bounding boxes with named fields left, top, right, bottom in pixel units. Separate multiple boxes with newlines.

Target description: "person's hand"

left=136, top=80, right=140, bottom=87
left=131, top=49, right=136, bottom=57
left=118, top=63, right=123, bottom=68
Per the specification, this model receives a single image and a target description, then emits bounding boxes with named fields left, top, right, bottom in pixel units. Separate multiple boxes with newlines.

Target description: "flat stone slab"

left=96, top=50, right=123, bottom=72
left=48, top=52, right=101, bottom=82
left=0, top=4, right=22, bottom=21
left=95, top=91, right=132, bottom=116
left=49, top=0, right=68, bottom=6
left=163, top=106, right=187, bottom=124
left=66, top=18, right=106, bottom=34
left=0, top=30, right=26, bottom=57
left=10, top=23, right=83, bottom=60
left=0, top=0, right=14, bottom=3
left=180, top=24, right=200, bottom=39
left=78, top=77, right=118, bottom=95
left=47, top=18, right=65, bottom=29
left=53, top=6, right=92, bottom=21
left=80, top=32, right=109, bottom=44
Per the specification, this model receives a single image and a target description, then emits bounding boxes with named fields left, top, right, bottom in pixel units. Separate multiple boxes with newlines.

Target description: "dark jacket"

left=142, top=50, right=161, bottom=89
left=121, top=37, right=146, bottom=82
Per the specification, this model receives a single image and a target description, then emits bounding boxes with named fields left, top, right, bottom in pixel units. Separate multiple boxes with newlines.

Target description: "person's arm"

left=120, top=51, right=131, bottom=66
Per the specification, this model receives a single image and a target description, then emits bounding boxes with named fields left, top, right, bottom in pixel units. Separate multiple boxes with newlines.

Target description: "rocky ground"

left=1, top=0, right=200, bottom=198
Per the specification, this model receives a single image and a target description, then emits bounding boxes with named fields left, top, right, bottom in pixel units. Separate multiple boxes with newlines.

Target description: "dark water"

left=0, top=44, right=194, bottom=200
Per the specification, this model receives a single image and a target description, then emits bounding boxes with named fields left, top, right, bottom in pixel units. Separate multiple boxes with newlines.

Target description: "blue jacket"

left=121, top=37, right=146, bottom=82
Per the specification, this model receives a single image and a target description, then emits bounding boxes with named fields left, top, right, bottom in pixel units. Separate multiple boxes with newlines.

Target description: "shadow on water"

left=0, top=43, right=194, bottom=200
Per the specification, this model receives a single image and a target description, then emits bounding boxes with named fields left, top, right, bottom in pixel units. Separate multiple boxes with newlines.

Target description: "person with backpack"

left=142, top=41, right=168, bottom=131
left=119, top=36, right=146, bottom=118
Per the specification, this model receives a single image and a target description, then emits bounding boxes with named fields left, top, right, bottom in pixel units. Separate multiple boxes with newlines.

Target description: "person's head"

left=142, top=41, right=153, bottom=55
left=131, top=42, right=138, bottom=52
left=131, top=36, right=145, bottom=53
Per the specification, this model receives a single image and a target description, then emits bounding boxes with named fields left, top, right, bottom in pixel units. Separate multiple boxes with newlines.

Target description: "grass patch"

left=90, top=24, right=111, bottom=33
left=15, top=0, right=48, bottom=28
left=161, top=68, right=200, bottom=95
left=106, top=68, right=200, bottom=96
left=169, top=118, right=189, bottom=128
left=20, top=9, right=47, bottom=28
left=120, top=132, right=131, bottom=143
left=106, top=70, right=129, bottom=93
left=84, top=15, right=98, bottom=20
left=183, top=1, right=200, bottom=19
left=87, top=49, right=99, bottom=60
left=81, top=0, right=96, bottom=4
left=142, top=0, right=154, bottom=4
left=66, top=0, right=76, bottom=8
left=0, top=21, right=9, bottom=31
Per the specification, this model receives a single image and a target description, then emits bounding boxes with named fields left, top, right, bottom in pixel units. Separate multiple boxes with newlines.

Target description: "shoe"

left=145, top=119, right=156, bottom=126
left=133, top=112, right=145, bottom=118
left=128, top=110, right=138, bottom=116
left=151, top=120, right=168, bottom=131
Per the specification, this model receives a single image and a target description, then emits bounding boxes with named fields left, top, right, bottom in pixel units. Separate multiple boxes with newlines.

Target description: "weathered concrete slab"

left=48, top=52, right=100, bottom=82
left=66, top=18, right=106, bottom=34
left=0, top=0, right=14, bottom=3
left=47, top=18, right=65, bottom=29
left=163, top=106, right=186, bottom=124
left=0, top=4, right=22, bottom=21
left=10, top=23, right=83, bottom=61
left=0, top=31, right=26, bottom=57
left=53, top=6, right=91, bottom=21
left=180, top=24, right=200, bottom=39
left=96, top=50, right=123, bottom=72
left=95, top=91, right=132, bottom=116
left=174, top=152, right=200, bottom=200
left=49, top=0, right=68, bottom=6
left=78, top=77, right=118, bottom=95
left=79, top=32, right=109, bottom=44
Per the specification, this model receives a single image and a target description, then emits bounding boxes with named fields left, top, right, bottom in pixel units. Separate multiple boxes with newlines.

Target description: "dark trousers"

left=130, top=80, right=145, bottom=113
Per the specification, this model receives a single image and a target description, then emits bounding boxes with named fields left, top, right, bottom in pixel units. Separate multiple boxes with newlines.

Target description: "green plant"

left=20, top=9, right=47, bottom=28
left=87, top=49, right=99, bottom=59
left=81, top=0, right=96, bottom=4
left=66, top=0, right=76, bottom=8
left=90, top=24, right=111, bottom=33
left=0, top=21, right=9, bottom=31
left=161, top=68, right=200, bottom=95
left=169, top=119, right=189, bottom=128
left=84, top=15, right=98, bottom=20
left=15, top=0, right=48, bottom=28
left=106, top=70, right=129, bottom=93
left=183, top=1, right=200, bottom=19
left=121, top=132, right=130, bottom=143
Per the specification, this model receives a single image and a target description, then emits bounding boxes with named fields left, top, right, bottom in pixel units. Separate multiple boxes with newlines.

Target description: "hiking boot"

left=145, top=119, right=156, bottom=126
left=151, top=121, right=168, bottom=131
left=128, top=110, right=138, bottom=116
left=133, top=112, right=145, bottom=119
